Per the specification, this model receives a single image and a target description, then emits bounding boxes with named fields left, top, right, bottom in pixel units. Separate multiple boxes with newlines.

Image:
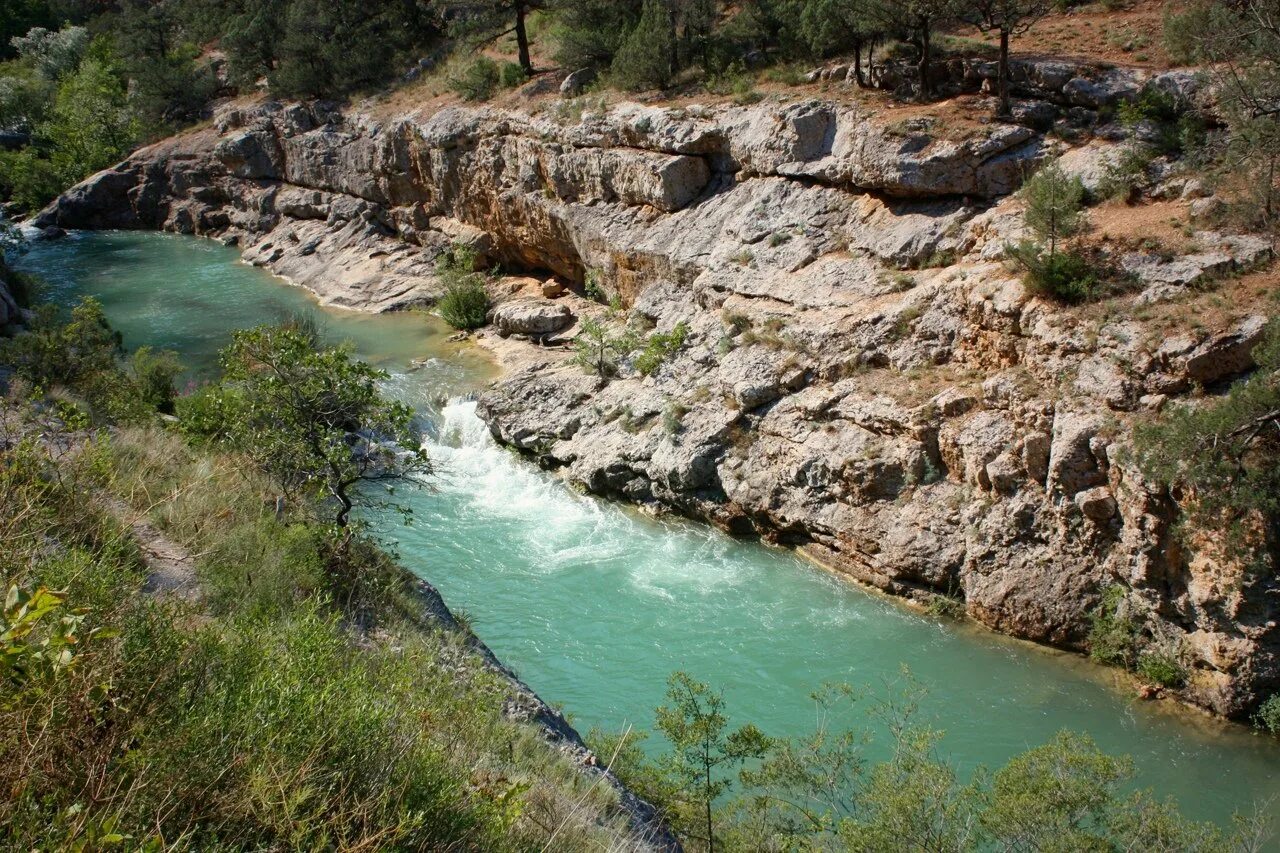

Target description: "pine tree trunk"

left=669, top=2, right=679, bottom=80
left=853, top=41, right=864, bottom=87
left=515, top=2, right=532, bottom=74
left=705, top=763, right=715, bottom=853
left=918, top=22, right=931, bottom=100
left=998, top=28, right=1011, bottom=117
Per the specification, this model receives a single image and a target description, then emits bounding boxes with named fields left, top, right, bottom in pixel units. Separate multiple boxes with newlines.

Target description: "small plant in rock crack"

left=663, top=402, right=690, bottom=436
left=926, top=592, right=966, bottom=620
left=634, top=322, right=690, bottom=377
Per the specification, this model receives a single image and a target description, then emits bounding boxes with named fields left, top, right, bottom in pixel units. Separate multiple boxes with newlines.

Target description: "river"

left=15, top=229, right=1280, bottom=828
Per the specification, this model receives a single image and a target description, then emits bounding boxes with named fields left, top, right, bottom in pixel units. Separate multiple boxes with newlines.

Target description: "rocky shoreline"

left=32, top=78, right=1279, bottom=721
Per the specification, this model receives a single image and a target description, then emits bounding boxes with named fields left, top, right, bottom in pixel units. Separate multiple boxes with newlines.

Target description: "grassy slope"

left=0, top=402, right=651, bottom=850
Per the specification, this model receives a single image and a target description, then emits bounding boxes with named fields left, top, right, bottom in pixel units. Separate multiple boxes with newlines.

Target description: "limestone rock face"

left=33, top=93, right=1280, bottom=721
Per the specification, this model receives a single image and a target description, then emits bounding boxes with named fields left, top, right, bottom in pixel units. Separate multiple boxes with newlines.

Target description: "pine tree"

left=1021, top=160, right=1085, bottom=257
left=609, top=0, right=677, bottom=91
left=436, top=1, right=546, bottom=75
left=551, top=0, right=643, bottom=70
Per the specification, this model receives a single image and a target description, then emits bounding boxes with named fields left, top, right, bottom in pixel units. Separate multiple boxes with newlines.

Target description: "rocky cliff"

left=33, top=79, right=1279, bottom=720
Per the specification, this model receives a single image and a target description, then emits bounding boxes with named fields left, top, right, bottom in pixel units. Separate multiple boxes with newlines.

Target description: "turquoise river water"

left=15, top=230, right=1280, bottom=828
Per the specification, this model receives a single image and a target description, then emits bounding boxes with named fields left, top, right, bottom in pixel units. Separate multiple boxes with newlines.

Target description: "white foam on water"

left=420, top=401, right=762, bottom=597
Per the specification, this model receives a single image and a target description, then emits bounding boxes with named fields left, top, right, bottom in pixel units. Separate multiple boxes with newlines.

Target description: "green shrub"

left=436, top=244, right=490, bottom=330
left=1255, top=694, right=1280, bottom=734
left=437, top=279, right=489, bottom=330
left=1137, top=649, right=1188, bottom=688
left=584, top=267, right=606, bottom=302
left=1021, top=160, right=1086, bottom=252
left=1117, top=88, right=1206, bottom=157
left=1133, top=320, right=1280, bottom=560
left=1008, top=241, right=1098, bottom=303
left=1096, top=144, right=1155, bottom=202
left=572, top=313, right=640, bottom=378
left=449, top=57, right=500, bottom=101
left=1087, top=584, right=1141, bottom=668
left=0, top=147, right=66, bottom=213
left=176, top=382, right=239, bottom=442
left=499, top=60, right=527, bottom=89
left=0, top=296, right=170, bottom=421
left=927, top=594, right=966, bottom=620
left=128, top=346, right=182, bottom=414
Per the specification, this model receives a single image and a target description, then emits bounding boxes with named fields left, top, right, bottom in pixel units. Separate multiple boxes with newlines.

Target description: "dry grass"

left=952, top=0, right=1172, bottom=68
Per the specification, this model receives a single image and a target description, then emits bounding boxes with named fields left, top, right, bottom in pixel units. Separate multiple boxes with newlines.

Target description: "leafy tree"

left=0, top=296, right=180, bottom=422
left=270, top=0, right=392, bottom=97
left=185, top=325, right=430, bottom=529
left=738, top=684, right=867, bottom=839
left=733, top=0, right=807, bottom=60
left=219, top=0, right=287, bottom=88
left=837, top=685, right=978, bottom=852
left=1, top=296, right=122, bottom=393
left=0, top=0, right=56, bottom=61
left=961, top=0, right=1050, bottom=117
left=10, top=25, right=89, bottom=80
left=1006, top=159, right=1094, bottom=301
left=979, top=731, right=1130, bottom=849
left=111, top=0, right=217, bottom=126
left=550, top=0, right=642, bottom=71
left=1134, top=319, right=1280, bottom=561
left=654, top=672, right=773, bottom=852
left=212, top=0, right=438, bottom=98
left=1164, top=0, right=1280, bottom=239
left=42, top=55, right=140, bottom=184
left=0, top=70, right=54, bottom=133
left=0, top=147, right=63, bottom=211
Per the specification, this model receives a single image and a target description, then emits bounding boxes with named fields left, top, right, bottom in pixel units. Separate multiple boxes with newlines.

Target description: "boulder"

left=213, top=130, right=283, bottom=180
left=1057, top=142, right=1131, bottom=195
left=1184, top=314, right=1270, bottom=385
left=492, top=298, right=574, bottom=336
left=560, top=68, right=597, bottom=98
left=1047, top=409, right=1106, bottom=498
left=1074, top=486, right=1117, bottom=521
